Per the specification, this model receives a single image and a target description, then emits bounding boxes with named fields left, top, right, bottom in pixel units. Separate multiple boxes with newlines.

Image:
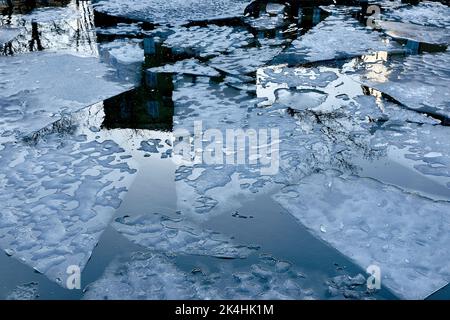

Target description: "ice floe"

left=382, top=1, right=450, bottom=29
left=148, top=59, right=221, bottom=78
left=345, top=50, right=450, bottom=120
left=274, top=171, right=450, bottom=300
left=0, top=52, right=132, bottom=138
left=274, top=15, right=403, bottom=65
left=92, top=0, right=251, bottom=26
left=163, top=25, right=253, bottom=59
left=84, top=252, right=315, bottom=299
left=113, top=213, right=256, bottom=258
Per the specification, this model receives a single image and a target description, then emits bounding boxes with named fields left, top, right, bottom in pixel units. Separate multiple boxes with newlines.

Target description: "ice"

left=99, top=39, right=144, bottom=64
left=0, top=1, right=98, bottom=56
left=84, top=252, right=315, bottom=300
left=370, top=122, right=450, bottom=180
left=113, top=213, right=256, bottom=258
left=346, top=50, right=450, bottom=120
left=0, top=104, right=138, bottom=287
left=6, top=282, right=39, bottom=300
left=92, top=0, right=251, bottom=26
left=274, top=171, right=450, bottom=300
left=382, top=1, right=450, bottom=29
left=163, top=25, right=253, bottom=59
left=0, top=52, right=132, bottom=139
left=0, top=27, right=20, bottom=45
left=379, top=21, right=450, bottom=47
left=148, top=59, right=221, bottom=78
left=274, top=15, right=403, bottom=65
left=208, top=46, right=282, bottom=76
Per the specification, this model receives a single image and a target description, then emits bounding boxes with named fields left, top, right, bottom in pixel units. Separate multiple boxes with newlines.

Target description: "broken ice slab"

left=113, top=213, right=256, bottom=258
left=345, top=50, right=450, bottom=121
left=378, top=21, right=449, bottom=52
left=92, top=0, right=251, bottom=26
left=148, top=59, right=221, bottom=78
left=273, top=15, right=403, bottom=65
left=273, top=171, right=450, bottom=300
left=0, top=111, right=138, bottom=287
left=84, top=252, right=315, bottom=299
left=162, top=25, right=254, bottom=59
left=0, top=27, right=20, bottom=45
left=382, top=1, right=450, bottom=29
left=0, top=51, right=132, bottom=139
left=208, top=46, right=282, bottom=76
left=99, top=39, right=144, bottom=65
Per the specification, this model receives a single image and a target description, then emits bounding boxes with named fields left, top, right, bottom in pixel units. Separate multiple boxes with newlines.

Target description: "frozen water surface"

left=1, top=0, right=449, bottom=300
left=84, top=252, right=317, bottom=300
left=92, top=0, right=251, bottom=26
left=113, top=213, right=257, bottom=258
left=346, top=50, right=450, bottom=120
left=0, top=52, right=131, bottom=138
left=274, top=14, right=403, bottom=65
left=274, top=172, right=450, bottom=300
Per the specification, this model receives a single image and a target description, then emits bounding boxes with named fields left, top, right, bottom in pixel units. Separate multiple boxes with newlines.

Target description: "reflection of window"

left=146, top=101, right=160, bottom=118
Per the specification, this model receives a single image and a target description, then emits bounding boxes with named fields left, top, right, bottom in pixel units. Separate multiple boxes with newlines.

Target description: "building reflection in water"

left=1, top=0, right=97, bottom=56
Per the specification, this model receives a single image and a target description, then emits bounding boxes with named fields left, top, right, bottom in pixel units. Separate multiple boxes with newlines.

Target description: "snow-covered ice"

left=346, top=50, right=450, bottom=120
left=274, top=15, right=403, bottom=65
left=113, top=213, right=257, bottom=258
left=92, top=0, right=252, bottom=26
left=84, top=252, right=316, bottom=300
left=0, top=52, right=132, bottom=139
left=274, top=172, right=450, bottom=300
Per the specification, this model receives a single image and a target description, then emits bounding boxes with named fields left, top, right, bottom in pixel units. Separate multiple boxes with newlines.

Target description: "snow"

left=84, top=252, right=316, bottom=299
left=273, top=172, right=450, bottom=300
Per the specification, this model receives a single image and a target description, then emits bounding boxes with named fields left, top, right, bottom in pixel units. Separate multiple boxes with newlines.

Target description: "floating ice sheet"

left=84, top=252, right=315, bottom=299
left=148, top=59, right=221, bottom=77
left=113, top=213, right=256, bottom=258
left=163, top=25, right=253, bottom=59
left=208, top=46, right=282, bottom=75
left=382, top=1, right=450, bottom=29
left=274, top=172, right=450, bottom=299
left=0, top=52, right=131, bottom=138
left=6, top=282, right=39, bottom=300
left=0, top=100, right=140, bottom=287
left=379, top=21, right=450, bottom=47
left=0, top=27, right=21, bottom=45
left=100, top=39, right=144, bottom=64
left=0, top=1, right=98, bottom=56
left=92, top=0, right=251, bottom=26
left=274, top=15, right=402, bottom=65
left=346, top=50, right=450, bottom=120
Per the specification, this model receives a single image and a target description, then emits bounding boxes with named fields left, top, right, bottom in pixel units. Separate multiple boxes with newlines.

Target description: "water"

left=0, top=0, right=449, bottom=300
